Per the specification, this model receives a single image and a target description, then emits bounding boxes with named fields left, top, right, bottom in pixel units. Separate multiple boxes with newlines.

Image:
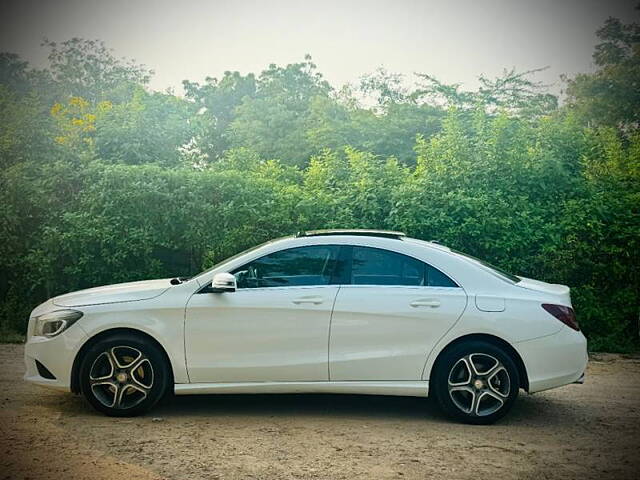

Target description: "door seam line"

left=327, top=285, right=341, bottom=381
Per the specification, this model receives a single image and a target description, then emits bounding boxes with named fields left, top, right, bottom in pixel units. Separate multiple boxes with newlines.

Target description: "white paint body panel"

left=185, top=285, right=338, bottom=382
left=24, top=234, right=587, bottom=402
left=175, top=381, right=429, bottom=397
left=53, top=279, right=171, bottom=307
left=514, top=326, right=589, bottom=393
left=329, top=285, right=467, bottom=380
left=475, top=295, right=505, bottom=312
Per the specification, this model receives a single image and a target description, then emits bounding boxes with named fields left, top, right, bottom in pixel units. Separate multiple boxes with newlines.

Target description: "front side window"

left=351, top=246, right=458, bottom=287
left=232, top=245, right=340, bottom=288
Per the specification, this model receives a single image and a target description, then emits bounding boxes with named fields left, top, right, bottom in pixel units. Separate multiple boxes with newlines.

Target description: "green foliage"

left=0, top=21, right=638, bottom=351
left=44, top=38, right=152, bottom=104
left=229, top=55, right=331, bottom=166
left=307, top=95, right=443, bottom=165
left=26, top=163, right=299, bottom=292
left=390, top=113, right=639, bottom=351
left=0, top=86, right=54, bottom=169
left=413, top=68, right=558, bottom=117
left=94, top=89, right=196, bottom=166
left=564, top=8, right=640, bottom=129
left=183, top=71, right=257, bottom=161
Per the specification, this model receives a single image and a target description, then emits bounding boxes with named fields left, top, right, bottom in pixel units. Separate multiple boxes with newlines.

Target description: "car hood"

left=52, top=279, right=172, bottom=307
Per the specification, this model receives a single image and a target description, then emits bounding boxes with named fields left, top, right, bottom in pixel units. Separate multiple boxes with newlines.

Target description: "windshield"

left=451, top=249, right=521, bottom=283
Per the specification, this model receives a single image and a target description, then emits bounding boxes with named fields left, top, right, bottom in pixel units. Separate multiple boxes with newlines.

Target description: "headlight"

left=33, top=310, right=83, bottom=338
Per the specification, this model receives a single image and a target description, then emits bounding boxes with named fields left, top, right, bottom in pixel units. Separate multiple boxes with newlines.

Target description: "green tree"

left=183, top=71, right=256, bottom=161
left=43, top=38, right=152, bottom=104
left=95, top=88, right=195, bottom=167
left=307, top=87, right=443, bottom=165
left=563, top=7, right=640, bottom=129
left=230, top=55, right=331, bottom=166
left=413, top=68, right=558, bottom=117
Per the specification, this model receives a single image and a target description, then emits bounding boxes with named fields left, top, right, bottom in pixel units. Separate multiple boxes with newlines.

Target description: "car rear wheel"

left=433, top=340, right=520, bottom=424
left=79, top=333, right=170, bottom=416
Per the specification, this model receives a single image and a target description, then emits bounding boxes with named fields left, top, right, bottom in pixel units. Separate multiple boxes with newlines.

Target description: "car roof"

left=296, top=229, right=407, bottom=240
left=295, top=229, right=450, bottom=250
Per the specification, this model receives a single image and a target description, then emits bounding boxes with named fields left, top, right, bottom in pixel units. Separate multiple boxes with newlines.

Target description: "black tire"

left=432, top=340, right=520, bottom=425
left=79, top=333, right=170, bottom=417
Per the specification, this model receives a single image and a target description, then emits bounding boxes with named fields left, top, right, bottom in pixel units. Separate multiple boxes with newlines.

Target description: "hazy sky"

left=1, top=0, right=638, bottom=95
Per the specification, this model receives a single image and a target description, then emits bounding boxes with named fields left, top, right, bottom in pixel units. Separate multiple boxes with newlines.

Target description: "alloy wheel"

left=89, top=346, right=154, bottom=410
left=447, top=353, right=511, bottom=417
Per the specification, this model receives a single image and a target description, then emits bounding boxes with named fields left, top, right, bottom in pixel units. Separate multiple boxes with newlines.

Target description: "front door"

left=185, top=245, right=341, bottom=383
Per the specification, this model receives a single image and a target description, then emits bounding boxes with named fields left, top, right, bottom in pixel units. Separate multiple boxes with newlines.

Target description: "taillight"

left=542, top=303, right=579, bottom=331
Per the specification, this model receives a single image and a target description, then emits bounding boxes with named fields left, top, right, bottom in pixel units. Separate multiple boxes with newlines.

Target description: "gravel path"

left=1, top=344, right=639, bottom=479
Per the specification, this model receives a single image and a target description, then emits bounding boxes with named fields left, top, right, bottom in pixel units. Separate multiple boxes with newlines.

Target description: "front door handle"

left=410, top=299, right=441, bottom=308
left=292, top=295, right=324, bottom=305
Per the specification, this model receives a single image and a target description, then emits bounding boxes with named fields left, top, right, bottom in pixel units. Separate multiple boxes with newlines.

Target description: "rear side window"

left=232, top=245, right=340, bottom=288
left=351, top=246, right=458, bottom=287
left=426, top=264, right=458, bottom=287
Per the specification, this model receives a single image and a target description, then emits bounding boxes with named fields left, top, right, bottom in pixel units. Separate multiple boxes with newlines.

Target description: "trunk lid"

left=516, top=276, right=572, bottom=306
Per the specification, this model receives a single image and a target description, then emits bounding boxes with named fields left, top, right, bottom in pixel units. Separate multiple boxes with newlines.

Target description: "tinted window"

left=351, top=247, right=424, bottom=285
left=232, top=245, right=340, bottom=288
left=351, top=246, right=458, bottom=287
left=426, top=264, right=458, bottom=287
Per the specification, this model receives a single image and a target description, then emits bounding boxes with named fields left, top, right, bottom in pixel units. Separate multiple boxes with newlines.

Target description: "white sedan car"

left=24, top=230, right=587, bottom=424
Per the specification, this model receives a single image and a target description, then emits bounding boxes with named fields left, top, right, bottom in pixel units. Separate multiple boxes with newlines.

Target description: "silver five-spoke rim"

left=89, top=346, right=154, bottom=409
left=447, top=353, right=510, bottom=417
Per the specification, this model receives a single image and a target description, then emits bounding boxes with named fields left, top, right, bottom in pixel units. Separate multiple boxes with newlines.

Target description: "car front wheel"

left=433, top=340, right=520, bottom=424
left=79, top=333, right=170, bottom=416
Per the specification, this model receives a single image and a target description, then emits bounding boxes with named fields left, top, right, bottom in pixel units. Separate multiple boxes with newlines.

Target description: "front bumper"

left=24, top=322, right=88, bottom=392
left=514, top=325, right=588, bottom=393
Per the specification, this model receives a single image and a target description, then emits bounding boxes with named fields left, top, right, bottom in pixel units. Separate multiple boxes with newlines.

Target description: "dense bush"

left=0, top=22, right=639, bottom=350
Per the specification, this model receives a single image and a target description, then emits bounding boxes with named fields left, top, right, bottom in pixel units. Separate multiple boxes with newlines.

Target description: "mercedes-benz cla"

left=25, top=230, right=587, bottom=424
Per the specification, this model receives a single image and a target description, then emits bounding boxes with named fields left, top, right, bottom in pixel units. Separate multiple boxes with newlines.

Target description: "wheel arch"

left=70, top=327, right=175, bottom=394
left=427, top=333, right=529, bottom=392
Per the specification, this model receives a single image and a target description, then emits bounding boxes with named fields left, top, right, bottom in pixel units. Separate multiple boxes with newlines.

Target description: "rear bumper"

left=514, top=326, right=588, bottom=393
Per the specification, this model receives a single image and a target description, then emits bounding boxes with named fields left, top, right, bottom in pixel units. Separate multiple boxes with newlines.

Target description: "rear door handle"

left=292, top=295, right=324, bottom=305
left=410, top=299, right=441, bottom=308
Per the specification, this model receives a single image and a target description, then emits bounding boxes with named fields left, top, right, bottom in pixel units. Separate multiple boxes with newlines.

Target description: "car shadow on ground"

left=157, top=391, right=582, bottom=426
left=155, top=393, right=448, bottom=421
left=35, top=388, right=584, bottom=428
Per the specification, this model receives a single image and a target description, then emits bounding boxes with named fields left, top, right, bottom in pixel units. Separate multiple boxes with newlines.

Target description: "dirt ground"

left=1, top=344, right=639, bottom=480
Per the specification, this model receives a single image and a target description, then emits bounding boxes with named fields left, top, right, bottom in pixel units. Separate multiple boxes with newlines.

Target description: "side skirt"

left=175, top=380, right=429, bottom=397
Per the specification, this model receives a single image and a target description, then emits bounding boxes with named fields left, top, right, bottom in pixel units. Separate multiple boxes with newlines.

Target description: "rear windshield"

left=451, top=249, right=521, bottom=283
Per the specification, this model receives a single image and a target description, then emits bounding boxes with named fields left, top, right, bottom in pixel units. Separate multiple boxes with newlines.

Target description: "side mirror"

left=210, top=272, right=237, bottom=293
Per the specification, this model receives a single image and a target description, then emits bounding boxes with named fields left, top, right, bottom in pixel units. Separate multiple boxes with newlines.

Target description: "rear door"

left=329, top=246, right=467, bottom=380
